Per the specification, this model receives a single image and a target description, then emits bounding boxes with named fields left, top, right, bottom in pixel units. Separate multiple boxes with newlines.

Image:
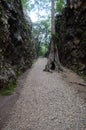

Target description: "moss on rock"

left=0, top=0, right=36, bottom=94
left=55, top=2, right=86, bottom=75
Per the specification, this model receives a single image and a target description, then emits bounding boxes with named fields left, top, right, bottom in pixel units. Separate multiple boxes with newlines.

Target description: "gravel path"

left=1, top=58, right=86, bottom=130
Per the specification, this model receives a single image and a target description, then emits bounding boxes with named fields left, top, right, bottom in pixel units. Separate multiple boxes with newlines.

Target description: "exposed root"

left=44, top=60, right=63, bottom=73
left=44, top=36, right=63, bottom=73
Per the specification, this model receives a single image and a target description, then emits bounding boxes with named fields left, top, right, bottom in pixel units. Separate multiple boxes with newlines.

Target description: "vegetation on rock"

left=55, top=0, right=86, bottom=75
left=0, top=0, right=36, bottom=94
left=0, top=0, right=86, bottom=94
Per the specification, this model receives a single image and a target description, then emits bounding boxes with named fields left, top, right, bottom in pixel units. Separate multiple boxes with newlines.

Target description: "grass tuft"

left=0, top=81, right=16, bottom=96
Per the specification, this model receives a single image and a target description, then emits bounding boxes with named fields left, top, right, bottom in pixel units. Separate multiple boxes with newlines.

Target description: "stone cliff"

left=0, top=0, right=36, bottom=89
left=56, top=0, right=86, bottom=74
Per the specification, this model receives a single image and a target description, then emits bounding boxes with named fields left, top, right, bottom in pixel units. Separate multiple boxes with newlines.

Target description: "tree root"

left=70, top=82, right=86, bottom=86
left=43, top=60, right=63, bottom=73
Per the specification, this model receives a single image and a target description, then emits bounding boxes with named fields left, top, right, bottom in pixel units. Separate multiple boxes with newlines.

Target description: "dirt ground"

left=0, top=58, right=86, bottom=130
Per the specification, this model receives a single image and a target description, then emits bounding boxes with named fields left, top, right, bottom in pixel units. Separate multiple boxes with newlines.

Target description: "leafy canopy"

left=56, top=0, right=66, bottom=13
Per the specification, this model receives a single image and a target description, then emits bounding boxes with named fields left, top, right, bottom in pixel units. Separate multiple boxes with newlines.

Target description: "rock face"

left=56, top=0, right=86, bottom=73
left=0, top=0, right=36, bottom=89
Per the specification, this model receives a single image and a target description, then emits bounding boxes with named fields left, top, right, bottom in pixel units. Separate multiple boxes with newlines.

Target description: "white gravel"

left=2, top=58, right=86, bottom=130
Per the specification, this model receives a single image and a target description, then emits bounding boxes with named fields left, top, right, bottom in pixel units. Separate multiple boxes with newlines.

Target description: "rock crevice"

left=0, top=0, right=36, bottom=89
left=55, top=0, right=86, bottom=73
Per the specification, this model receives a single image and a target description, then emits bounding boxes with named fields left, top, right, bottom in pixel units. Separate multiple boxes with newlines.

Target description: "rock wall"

left=55, top=0, right=86, bottom=74
left=0, top=0, right=36, bottom=89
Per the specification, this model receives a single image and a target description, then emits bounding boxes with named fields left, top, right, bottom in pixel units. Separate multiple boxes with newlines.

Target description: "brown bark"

left=44, top=37, right=62, bottom=72
left=44, top=0, right=62, bottom=72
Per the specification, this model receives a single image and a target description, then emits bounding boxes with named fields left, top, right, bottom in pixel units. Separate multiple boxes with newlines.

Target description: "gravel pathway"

left=1, top=58, right=86, bottom=130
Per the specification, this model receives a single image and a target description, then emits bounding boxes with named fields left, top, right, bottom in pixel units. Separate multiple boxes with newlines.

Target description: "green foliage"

left=32, top=19, right=51, bottom=56
left=72, top=63, right=86, bottom=83
left=81, top=31, right=86, bottom=44
left=39, top=44, right=48, bottom=57
left=21, top=0, right=51, bottom=56
left=21, top=0, right=30, bottom=9
left=0, top=81, right=16, bottom=96
left=34, top=19, right=50, bottom=41
left=56, top=0, right=65, bottom=13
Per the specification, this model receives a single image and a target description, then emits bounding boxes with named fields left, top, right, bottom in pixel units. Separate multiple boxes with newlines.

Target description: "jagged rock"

left=55, top=0, right=86, bottom=74
left=0, top=0, right=36, bottom=89
left=0, top=63, right=16, bottom=89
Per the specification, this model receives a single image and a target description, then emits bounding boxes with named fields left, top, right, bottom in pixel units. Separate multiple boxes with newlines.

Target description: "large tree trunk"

left=44, top=0, right=62, bottom=72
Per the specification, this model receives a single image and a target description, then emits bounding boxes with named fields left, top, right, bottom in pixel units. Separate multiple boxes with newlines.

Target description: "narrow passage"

left=1, top=58, right=86, bottom=130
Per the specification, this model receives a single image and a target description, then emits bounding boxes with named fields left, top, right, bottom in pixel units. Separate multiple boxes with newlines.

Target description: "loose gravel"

left=1, top=58, right=86, bottom=130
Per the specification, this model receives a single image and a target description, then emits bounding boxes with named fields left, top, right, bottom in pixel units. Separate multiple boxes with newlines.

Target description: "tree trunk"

left=44, top=0, right=62, bottom=72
